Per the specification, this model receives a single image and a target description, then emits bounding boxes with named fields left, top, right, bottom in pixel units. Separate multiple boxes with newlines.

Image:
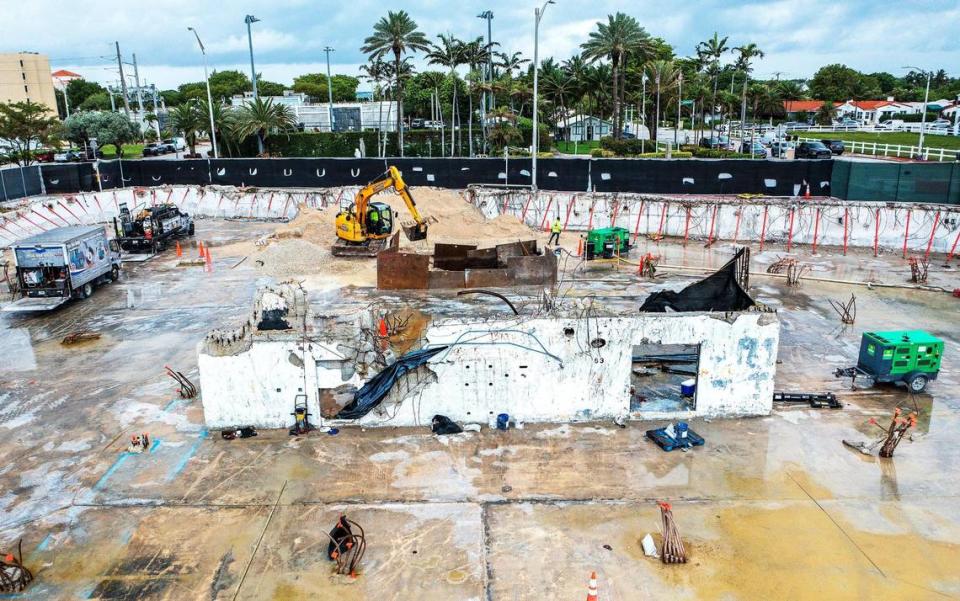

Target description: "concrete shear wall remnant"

left=377, top=234, right=558, bottom=290
left=199, top=289, right=780, bottom=429
left=5, top=184, right=958, bottom=256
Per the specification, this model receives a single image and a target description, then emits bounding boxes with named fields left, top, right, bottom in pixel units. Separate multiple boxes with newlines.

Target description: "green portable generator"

left=837, top=330, right=943, bottom=393
left=585, top=227, right=631, bottom=260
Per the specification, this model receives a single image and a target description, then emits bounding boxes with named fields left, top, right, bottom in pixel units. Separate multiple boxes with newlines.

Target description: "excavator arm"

left=351, top=166, right=428, bottom=241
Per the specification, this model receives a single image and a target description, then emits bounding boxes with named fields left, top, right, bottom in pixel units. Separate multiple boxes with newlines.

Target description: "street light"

left=903, top=66, right=931, bottom=159
left=531, top=0, right=554, bottom=193
left=245, top=15, right=262, bottom=154
left=324, top=46, right=335, bottom=133
left=477, top=11, right=494, bottom=115
left=188, top=27, right=219, bottom=159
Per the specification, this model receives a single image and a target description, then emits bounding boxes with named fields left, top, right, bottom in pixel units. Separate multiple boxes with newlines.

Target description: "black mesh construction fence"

left=15, top=157, right=960, bottom=205
left=832, top=160, right=960, bottom=205
left=0, top=165, right=43, bottom=202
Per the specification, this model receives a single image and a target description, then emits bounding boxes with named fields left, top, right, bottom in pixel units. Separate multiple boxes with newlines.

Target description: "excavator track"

left=331, top=237, right=389, bottom=257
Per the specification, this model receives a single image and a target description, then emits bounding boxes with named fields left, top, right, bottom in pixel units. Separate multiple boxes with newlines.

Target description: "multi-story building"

left=230, top=91, right=398, bottom=132
left=0, top=52, right=58, bottom=114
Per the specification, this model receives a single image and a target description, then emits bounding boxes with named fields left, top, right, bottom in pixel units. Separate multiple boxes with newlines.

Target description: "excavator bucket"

left=401, top=221, right=428, bottom=241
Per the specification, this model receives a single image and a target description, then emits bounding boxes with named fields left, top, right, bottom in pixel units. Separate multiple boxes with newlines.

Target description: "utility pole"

left=109, top=83, right=117, bottom=112
left=115, top=42, right=131, bottom=116
left=531, top=0, right=554, bottom=193
left=324, top=46, right=335, bottom=133
left=189, top=26, right=219, bottom=159
left=676, top=72, right=683, bottom=147
left=477, top=10, right=494, bottom=151
left=132, top=53, right=144, bottom=114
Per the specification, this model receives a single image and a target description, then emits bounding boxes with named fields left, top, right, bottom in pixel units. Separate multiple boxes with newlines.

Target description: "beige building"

left=0, top=52, right=58, bottom=115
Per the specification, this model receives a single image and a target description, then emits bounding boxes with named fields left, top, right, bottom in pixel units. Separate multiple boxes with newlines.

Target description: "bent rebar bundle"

left=326, top=515, right=366, bottom=576
left=658, top=502, right=688, bottom=564
left=0, top=539, right=33, bottom=593
left=165, top=365, right=197, bottom=399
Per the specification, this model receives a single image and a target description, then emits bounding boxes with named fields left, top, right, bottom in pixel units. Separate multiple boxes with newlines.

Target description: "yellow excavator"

left=332, top=166, right=429, bottom=257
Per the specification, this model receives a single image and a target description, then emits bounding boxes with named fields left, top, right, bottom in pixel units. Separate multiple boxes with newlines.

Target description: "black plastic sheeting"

left=40, top=163, right=98, bottom=194
left=13, top=157, right=840, bottom=199
left=335, top=346, right=448, bottom=420
left=589, top=159, right=833, bottom=196
left=639, top=249, right=755, bottom=312
left=0, top=165, right=43, bottom=201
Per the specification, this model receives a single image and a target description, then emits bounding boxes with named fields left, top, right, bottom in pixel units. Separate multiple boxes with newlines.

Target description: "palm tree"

left=361, top=10, right=431, bottom=156
left=815, top=101, right=835, bottom=126
left=646, top=59, right=678, bottom=143
left=461, top=37, right=493, bottom=155
left=361, top=59, right=389, bottom=156
left=426, top=34, right=466, bottom=156
left=234, top=97, right=297, bottom=155
left=199, top=100, right=239, bottom=157
left=485, top=106, right=520, bottom=150
left=497, top=51, right=529, bottom=77
left=581, top=12, right=651, bottom=138
left=775, top=80, right=804, bottom=101
left=166, top=101, right=205, bottom=156
left=733, top=43, right=764, bottom=140
left=541, top=67, right=574, bottom=141
left=421, top=71, right=446, bottom=153
left=696, top=32, right=728, bottom=135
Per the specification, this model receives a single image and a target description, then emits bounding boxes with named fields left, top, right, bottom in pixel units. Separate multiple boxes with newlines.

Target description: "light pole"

left=675, top=72, right=683, bottom=147
left=903, top=66, right=930, bottom=159
left=245, top=15, right=261, bottom=153
left=324, top=47, right=335, bottom=133
left=531, top=0, right=554, bottom=193
left=188, top=27, right=219, bottom=159
left=641, top=74, right=646, bottom=153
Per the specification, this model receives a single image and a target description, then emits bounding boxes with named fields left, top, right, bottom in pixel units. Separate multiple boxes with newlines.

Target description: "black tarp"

left=0, top=165, right=42, bottom=201
left=40, top=163, right=98, bottom=194
left=335, top=346, right=447, bottom=420
left=639, top=249, right=755, bottom=312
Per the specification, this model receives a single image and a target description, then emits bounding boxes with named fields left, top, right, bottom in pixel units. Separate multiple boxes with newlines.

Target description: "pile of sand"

left=219, top=187, right=541, bottom=286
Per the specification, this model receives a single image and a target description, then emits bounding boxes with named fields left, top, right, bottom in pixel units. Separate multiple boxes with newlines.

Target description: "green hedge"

left=262, top=130, right=493, bottom=158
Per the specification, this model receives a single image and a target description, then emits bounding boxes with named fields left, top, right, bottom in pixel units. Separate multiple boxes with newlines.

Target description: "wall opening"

left=630, top=343, right=700, bottom=412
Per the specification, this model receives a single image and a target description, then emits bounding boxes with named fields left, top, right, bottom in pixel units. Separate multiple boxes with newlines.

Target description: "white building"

left=834, top=98, right=920, bottom=124
left=230, top=91, right=398, bottom=132
left=199, top=285, right=780, bottom=430
left=556, top=114, right=613, bottom=142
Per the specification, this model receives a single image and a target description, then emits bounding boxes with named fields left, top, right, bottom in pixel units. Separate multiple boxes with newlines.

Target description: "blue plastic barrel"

left=676, top=421, right=689, bottom=440
left=680, top=378, right=696, bottom=397
left=496, top=413, right=510, bottom=431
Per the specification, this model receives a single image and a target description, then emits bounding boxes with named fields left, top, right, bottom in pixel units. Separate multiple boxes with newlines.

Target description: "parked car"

left=620, top=131, right=636, bottom=139
left=699, top=135, right=732, bottom=149
left=770, top=140, right=795, bottom=158
left=745, top=141, right=768, bottom=157
left=33, top=150, right=56, bottom=163
left=795, top=141, right=833, bottom=159
left=833, top=118, right=859, bottom=130
left=878, top=119, right=904, bottom=131
left=163, top=138, right=186, bottom=151
left=141, top=143, right=165, bottom=157
left=54, top=150, right=83, bottom=162
left=410, top=118, right=425, bottom=129
left=928, top=119, right=951, bottom=131
left=159, top=141, right=177, bottom=153
left=821, top=139, right=845, bottom=155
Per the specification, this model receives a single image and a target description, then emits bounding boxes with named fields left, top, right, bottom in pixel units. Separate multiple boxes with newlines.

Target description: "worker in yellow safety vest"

left=548, top=218, right=562, bottom=245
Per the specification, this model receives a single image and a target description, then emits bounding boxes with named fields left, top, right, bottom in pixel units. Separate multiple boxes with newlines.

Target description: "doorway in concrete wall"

left=630, top=343, right=700, bottom=412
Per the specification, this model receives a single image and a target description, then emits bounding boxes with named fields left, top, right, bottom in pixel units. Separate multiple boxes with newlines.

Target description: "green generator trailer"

left=835, top=330, right=944, bottom=393
left=585, top=227, right=631, bottom=260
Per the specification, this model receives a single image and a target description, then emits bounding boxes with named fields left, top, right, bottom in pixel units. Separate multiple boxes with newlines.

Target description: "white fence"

left=797, top=137, right=959, bottom=162
left=797, top=123, right=958, bottom=136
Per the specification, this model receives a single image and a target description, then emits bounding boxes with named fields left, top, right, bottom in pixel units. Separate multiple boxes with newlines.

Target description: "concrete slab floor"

left=1, top=218, right=959, bottom=600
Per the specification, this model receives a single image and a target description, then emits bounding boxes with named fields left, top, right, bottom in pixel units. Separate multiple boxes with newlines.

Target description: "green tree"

left=869, top=72, right=898, bottom=95
left=63, top=111, right=138, bottom=156
left=809, top=64, right=880, bottom=101
left=426, top=34, right=466, bottom=156
left=733, top=42, right=764, bottom=129
left=486, top=106, right=521, bottom=150
left=292, top=73, right=360, bottom=102
left=166, top=102, right=205, bottom=155
left=0, top=100, right=62, bottom=165
left=696, top=32, right=729, bottom=133
left=198, top=100, right=240, bottom=157
left=159, top=89, right=183, bottom=107
left=234, top=97, right=297, bottom=155
left=78, top=92, right=112, bottom=111
left=815, top=101, right=836, bottom=125
left=645, top=59, right=678, bottom=141
left=257, top=80, right=287, bottom=96
left=361, top=10, right=431, bottom=155
left=581, top=12, right=652, bottom=138
left=65, top=79, right=108, bottom=110
left=179, top=70, right=252, bottom=103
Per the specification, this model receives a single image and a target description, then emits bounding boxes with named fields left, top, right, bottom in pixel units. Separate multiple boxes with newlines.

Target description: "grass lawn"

left=554, top=140, right=601, bottom=155
left=100, top=143, right=145, bottom=158
left=798, top=131, right=960, bottom=151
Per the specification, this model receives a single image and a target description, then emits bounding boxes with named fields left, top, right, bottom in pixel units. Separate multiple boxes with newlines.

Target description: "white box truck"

left=3, top=225, right=122, bottom=312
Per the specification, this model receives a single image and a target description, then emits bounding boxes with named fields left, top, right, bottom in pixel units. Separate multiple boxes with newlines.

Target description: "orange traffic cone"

left=176, top=241, right=182, bottom=257
left=378, top=317, right=388, bottom=337
left=804, top=181, right=811, bottom=199
left=586, top=571, right=598, bottom=601
left=198, top=241, right=205, bottom=258
left=577, top=238, right=583, bottom=257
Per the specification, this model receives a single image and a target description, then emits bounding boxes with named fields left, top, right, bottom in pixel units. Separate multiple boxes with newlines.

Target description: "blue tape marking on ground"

left=166, top=429, right=208, bottom=481
left=162, top=398, right=180, bottom=413
left=94, top=453, right=131, bottom=490
left=35, top=533, right=51, bottom=552
left=149, top=438, right=161, bottom=453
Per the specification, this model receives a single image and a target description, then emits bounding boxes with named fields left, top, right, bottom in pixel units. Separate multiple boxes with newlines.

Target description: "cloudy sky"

left=2, top=0, right=958, bottom=90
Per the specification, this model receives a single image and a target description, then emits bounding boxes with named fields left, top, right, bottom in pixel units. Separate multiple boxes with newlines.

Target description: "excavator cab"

left=332, top=166, right=429, bottom=257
